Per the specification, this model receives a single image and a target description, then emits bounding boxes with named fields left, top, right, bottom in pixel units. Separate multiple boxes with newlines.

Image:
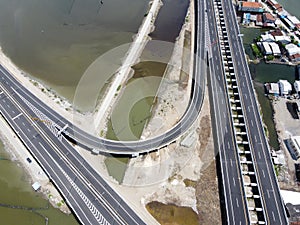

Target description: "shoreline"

left=141, top=1, right=193, bottom=139
left=0, top=115, right=71, bottom=213
left=93, top=0, right=163, bottom=135
left=0, top=47, right=75, bottom=213
left=0, top=0, right=165, bottom=217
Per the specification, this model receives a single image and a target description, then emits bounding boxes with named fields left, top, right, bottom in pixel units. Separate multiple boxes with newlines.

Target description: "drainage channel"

left=213, top=0, right=266, bottom=224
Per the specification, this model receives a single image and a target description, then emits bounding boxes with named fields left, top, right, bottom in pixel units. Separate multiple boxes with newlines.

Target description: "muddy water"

left=150, top=0, right=190, bottom=42
left=105, top=0, right=190, bottom=183
left=106, top=0, right=189, bottom=142
left=0, top=0, right=149, bottom=101
left=0, top=141, right=79, bottom=225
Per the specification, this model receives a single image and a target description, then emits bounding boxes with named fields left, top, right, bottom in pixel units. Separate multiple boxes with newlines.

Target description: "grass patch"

left=183, top=179, right=197, bottom=188
left=266, top=55, right=274, bottom=61
left=274, top=165, right=281, bottom=176
left=117, top=85, right=121, bottom=91
left=251, top=43, right=263, bottom=58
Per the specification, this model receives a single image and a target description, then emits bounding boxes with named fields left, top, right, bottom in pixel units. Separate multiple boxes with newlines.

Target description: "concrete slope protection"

left=0, top=0, right=206, bottom=155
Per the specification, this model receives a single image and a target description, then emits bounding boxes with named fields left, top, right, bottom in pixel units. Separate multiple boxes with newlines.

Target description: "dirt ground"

left=139, top=80, right=222, bottom=224
left=272, top=98, right=300, bottom=192
left=195, top=113, right=221, bottom=225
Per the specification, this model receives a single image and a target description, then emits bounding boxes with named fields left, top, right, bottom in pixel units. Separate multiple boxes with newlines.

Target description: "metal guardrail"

left=212, top=0, right=267, bottom=223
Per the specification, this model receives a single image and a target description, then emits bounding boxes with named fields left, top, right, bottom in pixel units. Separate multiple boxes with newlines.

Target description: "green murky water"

left=241, top=27, right=297, bottom=150
left=0, top=0, right=149, bottom=102
left=104, top=61, right=167, bottom=183
left=0, top=141, right=79, bottom=225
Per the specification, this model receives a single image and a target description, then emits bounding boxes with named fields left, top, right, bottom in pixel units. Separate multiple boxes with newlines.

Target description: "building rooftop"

left=278, top=79, right=292, bottom=94
left=289, top=53, right=300, bottom=61
left=269, top=42, right=281, bottom=55
left=261, top=33, right=275, bottom=42
left=274, top=35, right=291, bottom=43
left=32, top=182, right=41, bottom=191
left=264, top=13, right=276, bottom=21
left=270, top=29, right=283, bottom=37
left=242, top=2, right=263, bottom=9
left=286, top=43, right=300, bottom=56
left=281, top=190, right=300, bottom=205
left=288, top=16, right=300, bottom=25
left=267, top=82, right=280, bottom=94
left=294, top=80, right=300, bottom=92
left=257, top=14, right=262, bottom=21
left=262, top=42, right=272, bottom=54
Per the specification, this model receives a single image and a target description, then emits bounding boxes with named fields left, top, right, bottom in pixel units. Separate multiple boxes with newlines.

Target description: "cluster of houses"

left=257, top=29, right=300, bottom=62
left=237, top=0, right=300, bottom=63
left=239, top=0, right=300, bottom=33
left=265, top=79, right=300, bottom=97
left=239, top=1, right=277, bottom=27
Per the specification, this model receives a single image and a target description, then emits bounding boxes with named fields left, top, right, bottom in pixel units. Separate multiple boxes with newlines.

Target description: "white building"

left=261, top=33, right=275, bottom=42
left=32, top=182, right=41, bottom=191
left=262, top=42, right=272, bottom=55
left=294, top=80, right=300, bottom=94
left=283, top=17, right=295, bottom=30
left=269, top=42, right=281, bottom=56
left=287, top=136, right=300, bottom=159
left=278, top=79, right=292, bottom=95
left=274, top=35, right=291, bottom=44
left=270, top=83, right=280, bottom=95
left=287, top=16, right=300, bottom=26
left=285, top=43, right=300, bottom=56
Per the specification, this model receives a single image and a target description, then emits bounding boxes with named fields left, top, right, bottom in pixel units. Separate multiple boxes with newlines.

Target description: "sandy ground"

left=141, top=18, right=193, bottom=139
left=272, top=98, right=300, bottom=191
left=272, top=98, right=300, bottom=138
left=94, top=0, right=163, bottom=135
left=116, top=1, right=219, bottom=223
left=117, top=86, right=221, bottom=224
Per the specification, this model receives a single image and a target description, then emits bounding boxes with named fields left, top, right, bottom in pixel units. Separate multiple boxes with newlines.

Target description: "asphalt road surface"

left=0, top=0, right=206, bottom=155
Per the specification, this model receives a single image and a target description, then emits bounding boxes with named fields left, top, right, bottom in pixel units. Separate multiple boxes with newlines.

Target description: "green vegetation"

left=117, top=85, right=121, bottom=91
left=251, top=44, right=263, bottom=58
left=183, top=179, right=197, bottom=188
left=146, top=201, right=199, bottom=225
left=266, top=55, right=275, bottom=61
left=274, top=165, right=280, bottom=176
left=56, top=200, right=65, bottom=207
left=292, top=40, right=299, bottom=46
left=255, top=36, right=262, bottom=42
left=100, top=130, right=105, bottom=137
